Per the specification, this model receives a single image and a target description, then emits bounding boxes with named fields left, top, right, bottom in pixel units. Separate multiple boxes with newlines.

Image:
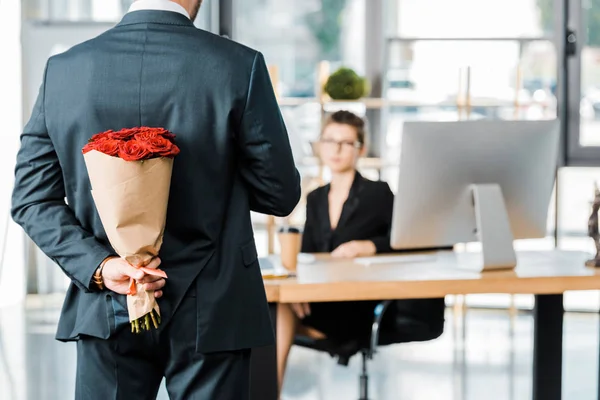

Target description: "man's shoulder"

left=50, top=26, right=259, bottom=70
left=46, top=35, right=96, bottom=65
left=45, top=28, right=113, bottom=70
left=191, top=29, right=258, bottom=61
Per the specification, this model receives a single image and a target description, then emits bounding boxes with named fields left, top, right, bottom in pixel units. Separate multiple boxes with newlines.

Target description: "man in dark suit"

left=11, top=0, right=301, bottom=398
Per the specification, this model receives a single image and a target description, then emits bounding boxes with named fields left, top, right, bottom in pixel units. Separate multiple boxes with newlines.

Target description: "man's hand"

left=102, top=257, right=165, bottom=298
left=331, top=240, right=377, bottom=259
left=291, top=303, right=311, bottom=319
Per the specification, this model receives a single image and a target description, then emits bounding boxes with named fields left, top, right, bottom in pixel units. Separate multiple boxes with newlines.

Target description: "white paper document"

left=354, top=254, right=437, bottom=265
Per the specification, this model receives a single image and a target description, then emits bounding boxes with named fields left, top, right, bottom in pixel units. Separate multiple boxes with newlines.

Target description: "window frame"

left=563, top=0, right=600, bottom=166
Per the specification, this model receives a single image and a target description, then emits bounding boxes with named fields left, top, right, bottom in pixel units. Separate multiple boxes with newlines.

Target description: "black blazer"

left=302, top=172, right=394, bottom=254
left=11, top=11, right=301, bottom=353
left=301, top=172, right=446, bottom=341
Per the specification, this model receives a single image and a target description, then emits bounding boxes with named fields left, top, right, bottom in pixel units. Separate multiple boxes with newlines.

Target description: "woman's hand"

left=331, top=240, right=377, bottom=258
left=291, top=303, right=311, bottom=319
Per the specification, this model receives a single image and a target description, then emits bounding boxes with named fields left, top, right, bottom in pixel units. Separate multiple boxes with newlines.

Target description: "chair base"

left=359, top=350, right=370, bottom=400
left=359, top=373, right=369, bottom=400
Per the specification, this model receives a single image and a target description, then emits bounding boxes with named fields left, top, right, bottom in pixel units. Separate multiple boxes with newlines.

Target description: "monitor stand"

left=470, top=184, right=517, bottom=271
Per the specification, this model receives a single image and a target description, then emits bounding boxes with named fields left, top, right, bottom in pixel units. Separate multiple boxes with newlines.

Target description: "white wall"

left=0, top=2, right=27, bottom=397
left=22, top=21, right=115, bottom=122
left=0, top=0, right=25, bottom=307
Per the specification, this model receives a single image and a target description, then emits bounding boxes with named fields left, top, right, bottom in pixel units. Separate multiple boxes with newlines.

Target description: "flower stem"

left=150, top=310, right=159, bottom=329
left=130, top=310, right=161, bottom=334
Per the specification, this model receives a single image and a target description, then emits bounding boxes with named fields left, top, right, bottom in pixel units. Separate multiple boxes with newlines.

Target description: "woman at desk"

left=277, top=110, right=397, bottom=390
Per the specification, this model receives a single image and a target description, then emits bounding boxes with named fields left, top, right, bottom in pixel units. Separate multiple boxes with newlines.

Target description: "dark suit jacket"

left=301, top=172, right=394, bottom=254
left=11, top=10, right=301, bottom=353
left=300, top=172, right=446, bottom=340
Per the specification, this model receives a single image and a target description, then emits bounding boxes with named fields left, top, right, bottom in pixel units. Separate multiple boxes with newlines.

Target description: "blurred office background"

left=2, top=0, right=600, bottom=399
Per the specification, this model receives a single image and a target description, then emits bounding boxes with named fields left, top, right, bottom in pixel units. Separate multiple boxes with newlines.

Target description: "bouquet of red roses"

left=82, top=127, right=180, bottom=332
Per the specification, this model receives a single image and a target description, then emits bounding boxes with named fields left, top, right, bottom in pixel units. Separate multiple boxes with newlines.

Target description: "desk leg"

left=598, top=305, right=600, bottom=400
left=533, top=294, right=563, bottom=400
left=250, top=303, right=278, bottom=400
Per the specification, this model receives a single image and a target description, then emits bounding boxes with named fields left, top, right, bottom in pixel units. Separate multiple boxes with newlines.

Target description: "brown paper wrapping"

left=84, top=150, right=173, bottom=322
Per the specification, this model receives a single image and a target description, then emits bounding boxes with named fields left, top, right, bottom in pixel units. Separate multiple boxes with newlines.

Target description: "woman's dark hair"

left=322, top=110, right=366, bottom=146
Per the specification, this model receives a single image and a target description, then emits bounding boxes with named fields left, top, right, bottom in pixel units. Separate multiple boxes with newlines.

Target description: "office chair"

left=294, top=299, right=445, bottom=400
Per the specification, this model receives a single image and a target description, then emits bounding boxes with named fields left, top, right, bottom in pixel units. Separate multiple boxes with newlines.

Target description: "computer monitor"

left=390, top=120, right=560, bottom=271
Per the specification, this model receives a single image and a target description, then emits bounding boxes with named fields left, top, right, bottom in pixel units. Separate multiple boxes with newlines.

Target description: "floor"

left=0, top=296, right=598, bottom=400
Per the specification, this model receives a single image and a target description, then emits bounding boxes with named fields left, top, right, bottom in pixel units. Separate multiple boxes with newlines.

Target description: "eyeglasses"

left=319, top=138, right=363, bottom=151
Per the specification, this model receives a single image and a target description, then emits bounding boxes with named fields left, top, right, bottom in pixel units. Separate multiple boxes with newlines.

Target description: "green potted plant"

left=323, top=67, right=370, bottom=100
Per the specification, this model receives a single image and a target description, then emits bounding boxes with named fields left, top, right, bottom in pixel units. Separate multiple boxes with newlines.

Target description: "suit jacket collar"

left=318, top=171, right=366, bottom=233
left=117, top=10, right=195, bottom=28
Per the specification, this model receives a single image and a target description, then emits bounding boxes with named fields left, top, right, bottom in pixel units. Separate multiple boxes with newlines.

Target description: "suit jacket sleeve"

left=300, top=192, right=318, bottom=253
left=11, top=62, right=116, bottom=293
left=237, top=51, right=301, bottom=217
left=370, top=182, right=395, bottom=253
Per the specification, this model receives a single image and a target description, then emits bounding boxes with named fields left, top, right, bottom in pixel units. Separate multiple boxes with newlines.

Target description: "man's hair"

left=323, top=110, right=366, bottom=145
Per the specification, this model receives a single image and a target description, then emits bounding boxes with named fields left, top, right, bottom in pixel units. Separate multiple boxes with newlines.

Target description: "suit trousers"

left=74, top=293, right=251, bottom=400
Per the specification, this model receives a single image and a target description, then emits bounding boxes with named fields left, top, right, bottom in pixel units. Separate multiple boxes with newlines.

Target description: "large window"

left=573, top=0, right=600, bottom=149
left=234, top=0, right=365, bottom=98
left=390, top=0, right=551, bottom=38
left=382, top=0, right=558, bottom=186
left=562, top=0, right=600, bottom=164
left=25, top=0, right=132, bottom=21
left=24, top=0, right=214, bottom=29
left=383, top=1, right=557, bottom=125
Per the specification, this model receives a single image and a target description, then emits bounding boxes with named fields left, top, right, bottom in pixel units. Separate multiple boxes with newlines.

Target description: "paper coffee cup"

left=278, top=226, right=302, bottom=272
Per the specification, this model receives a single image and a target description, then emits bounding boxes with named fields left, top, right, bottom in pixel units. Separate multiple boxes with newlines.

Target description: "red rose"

left=82, top=139, right=121, bottom=156
left=82, top=127, right=179, bottom=159
left=82, top=142, right=96, bottom=154
left=94, top=139, right=120, bottom=157
left=134, top=131, right=160, bottom=142
left=118, top=140, right=152, bottom=161
left=89, top=130, right=113, bottom=143
left=142, top=136, right=180, bottom=157
left=144, top=135, right=172, bottom=154
left=136, top=127, right=176, bottom=142
left=110, top=128, right=137, bottom=141
left=166, top=143, right=180, bottom=157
